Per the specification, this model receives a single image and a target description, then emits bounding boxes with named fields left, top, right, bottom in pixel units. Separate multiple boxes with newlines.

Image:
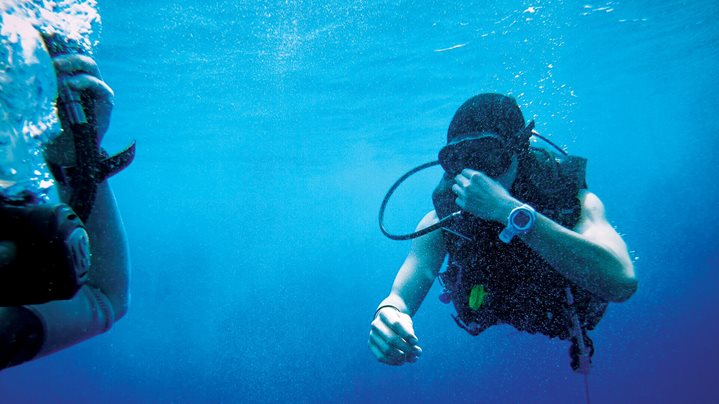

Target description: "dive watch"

left=499, top=204, right=536, bottom=243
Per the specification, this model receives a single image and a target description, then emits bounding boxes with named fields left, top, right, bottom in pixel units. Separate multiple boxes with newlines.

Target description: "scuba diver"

left=369, top=93, right=636, bottom=372
left=0, top=19, right=135, bottom=370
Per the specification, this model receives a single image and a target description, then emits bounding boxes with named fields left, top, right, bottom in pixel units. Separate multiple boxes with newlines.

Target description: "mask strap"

left=525, top=120, right=570, bottom=156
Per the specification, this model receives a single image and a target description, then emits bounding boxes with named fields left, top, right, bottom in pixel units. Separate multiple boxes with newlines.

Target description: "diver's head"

left=438, top=93, right=533, bottom=184
left=0, top=14, right=60, bottom=202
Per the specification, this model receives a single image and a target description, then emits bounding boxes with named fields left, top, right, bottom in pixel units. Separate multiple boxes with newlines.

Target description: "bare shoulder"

left=574, top=190, right=613, bottom=235
left=409, top=210, right=446, bottom=264
left=578, top=190, right=607, bottom=220
left=576, top=190, right=636, bottom=280
left=416, top=210, right=440, bottom=230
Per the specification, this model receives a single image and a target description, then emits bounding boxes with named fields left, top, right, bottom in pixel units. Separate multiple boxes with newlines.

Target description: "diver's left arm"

left=518, top=190, right=636, bottom=302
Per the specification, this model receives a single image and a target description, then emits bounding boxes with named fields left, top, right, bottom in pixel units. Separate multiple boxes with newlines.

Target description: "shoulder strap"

left=515, top=149, right=587, bottom=228
left=525, top=148, right=587, bottom=190
left=558, top=152, right=588, bottom=190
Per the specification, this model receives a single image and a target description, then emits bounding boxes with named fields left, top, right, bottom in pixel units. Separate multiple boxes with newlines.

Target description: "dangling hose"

left=378, top=129, right=566, bottom=241
left=566, top=287, right=592, bottom=404
left=378, top=161, right=462, bottom=240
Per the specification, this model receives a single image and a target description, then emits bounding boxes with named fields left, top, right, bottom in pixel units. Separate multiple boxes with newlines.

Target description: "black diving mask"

left=379, top=121, right=538, bottom=240
left=438, top=133, right=513, bottom=178
left=377, top=137, right=513, bottom=241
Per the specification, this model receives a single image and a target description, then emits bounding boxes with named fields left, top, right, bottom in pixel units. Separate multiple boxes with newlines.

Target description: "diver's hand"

left=368, top=307, right=422, bottom=366
left=53, top=54, right=114, bottom=142
left=452, top=168, right=520, bottom=223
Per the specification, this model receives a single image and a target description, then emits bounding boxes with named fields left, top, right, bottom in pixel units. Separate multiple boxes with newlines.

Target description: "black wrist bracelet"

left=374, top=304, right=401, bottom=320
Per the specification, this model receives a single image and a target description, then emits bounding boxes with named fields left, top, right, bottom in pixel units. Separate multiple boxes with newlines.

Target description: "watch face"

left=512, top=210, right=532, bottom=229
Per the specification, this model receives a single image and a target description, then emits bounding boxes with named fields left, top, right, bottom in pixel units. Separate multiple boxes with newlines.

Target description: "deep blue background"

left=2, top=1, right=718, bottom=403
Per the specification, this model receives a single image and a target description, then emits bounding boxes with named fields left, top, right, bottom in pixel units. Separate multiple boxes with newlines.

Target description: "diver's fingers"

left=454, top=173, right=470, bottom=187
left=368, top=331, right=405, bottom=365
left=461, top=168, right=482, bottom=179
left=451, top=183, right=466, bottom=198
left=462, top=168, right=487, bottom=184
left=371, top=347, right=403, bottom=366
left=369, top=342, right=401, bottom=366
left=52, top=54, right=101, bottom=78
left=63, top=74, right=115, bottom=100
left=372, top=315, right=417, bottom=354
left=378, top=309, right=420, bottom=348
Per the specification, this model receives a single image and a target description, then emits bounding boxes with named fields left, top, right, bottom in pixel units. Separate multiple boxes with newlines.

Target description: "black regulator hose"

left=378, top=160, right=463, bottom=240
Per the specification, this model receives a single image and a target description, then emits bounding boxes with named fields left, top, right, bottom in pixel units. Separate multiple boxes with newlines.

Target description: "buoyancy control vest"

left=432, top=148, right=608, bottom=341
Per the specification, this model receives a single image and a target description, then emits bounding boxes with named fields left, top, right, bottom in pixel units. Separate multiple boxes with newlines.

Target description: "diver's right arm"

left=24, top=180, right=129, bottom=359
left=368, top=211, right=446, bottom=366
left=25, top=54, right=129, bottom=359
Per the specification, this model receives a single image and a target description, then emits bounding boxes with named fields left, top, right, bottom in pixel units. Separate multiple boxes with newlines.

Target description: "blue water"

left=2, top=0, right=719, bottom=402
